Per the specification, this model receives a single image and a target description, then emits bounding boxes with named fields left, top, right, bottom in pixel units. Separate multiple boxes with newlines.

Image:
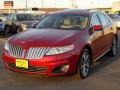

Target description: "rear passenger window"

left=91, top=14, right=101, bottom=26
left=98, top=14, right=108, bottom=27
left=104, top=15, right=112, bottom=25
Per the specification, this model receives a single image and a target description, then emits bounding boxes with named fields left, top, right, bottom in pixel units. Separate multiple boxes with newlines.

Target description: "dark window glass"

left=91, top=14, right=101, bottom=26
left=17, top=14, right=34, bottom=21
left=98, top=13, right=108, bottom=27
left=36, top=14, right=89, bottom=30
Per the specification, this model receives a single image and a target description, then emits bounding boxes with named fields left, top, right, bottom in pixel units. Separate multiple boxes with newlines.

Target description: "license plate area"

left=16, top=59, right=28, bottom=69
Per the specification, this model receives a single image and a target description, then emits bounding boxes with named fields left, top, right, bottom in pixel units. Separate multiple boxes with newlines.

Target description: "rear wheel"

left=108, top=37, right=117, bottom=56
left=76, top=49, right=91, bottom=79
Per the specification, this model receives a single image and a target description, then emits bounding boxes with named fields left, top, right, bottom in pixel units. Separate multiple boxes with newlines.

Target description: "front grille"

left=26, top=47, right=49, bottom=59
left=7, top=62, right=47, bottom=73
left=8, top=44, right=49, bottom=59
left=9, top=44, right=23, bottom=58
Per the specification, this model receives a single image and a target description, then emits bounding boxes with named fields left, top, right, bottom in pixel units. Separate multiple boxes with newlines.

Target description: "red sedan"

left=2, top=10, right=118, bottom=79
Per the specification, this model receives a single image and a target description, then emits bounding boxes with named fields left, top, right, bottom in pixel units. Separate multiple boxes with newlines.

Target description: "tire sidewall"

left=78, top=49, right=91, bottom=79
left=111, top=37, right=117, bottom=56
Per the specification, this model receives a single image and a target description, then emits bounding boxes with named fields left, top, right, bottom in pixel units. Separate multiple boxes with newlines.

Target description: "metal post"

left=26, top=0, right=28, bottom=11
left=41, top=0, right=43, bottom=13
left=55, top=0, right=56, bottom=8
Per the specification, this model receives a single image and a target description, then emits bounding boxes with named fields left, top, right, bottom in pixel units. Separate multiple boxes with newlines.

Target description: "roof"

left=49, top=9, right=97, bottom=16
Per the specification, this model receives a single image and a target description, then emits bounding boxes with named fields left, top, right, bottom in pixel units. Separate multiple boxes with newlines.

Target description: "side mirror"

left=92, top=25, right=103, bottom=31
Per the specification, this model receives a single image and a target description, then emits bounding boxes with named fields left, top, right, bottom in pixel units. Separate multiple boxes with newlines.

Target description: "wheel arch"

left=75, top=44, right=93, bottom=77
left=83, top=44, right=93, bottom=64
left=77, top=44, right=93, bottom=66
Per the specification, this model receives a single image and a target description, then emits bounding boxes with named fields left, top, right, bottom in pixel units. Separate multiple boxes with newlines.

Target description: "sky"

left=0, top=0, right=120, bottom=9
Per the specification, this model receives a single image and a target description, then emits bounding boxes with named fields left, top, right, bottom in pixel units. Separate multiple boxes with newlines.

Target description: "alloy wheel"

left=78, top=49, right=91, bottom=79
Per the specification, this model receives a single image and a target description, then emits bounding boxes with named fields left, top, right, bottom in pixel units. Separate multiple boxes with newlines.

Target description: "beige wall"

left=112, top=2, right=120, bottom=12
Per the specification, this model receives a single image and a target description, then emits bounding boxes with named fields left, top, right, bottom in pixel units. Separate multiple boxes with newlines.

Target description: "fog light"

left=61, top=64, right=69, bottom=72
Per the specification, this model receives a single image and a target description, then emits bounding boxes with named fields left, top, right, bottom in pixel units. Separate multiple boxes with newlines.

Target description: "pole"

left=41, top=0, right=43, bottom=13
left=8, top=8, right=11, bottom=14
left=26, top=0, right=28, bottom=11
left=55, top=0, right=56, bottom=8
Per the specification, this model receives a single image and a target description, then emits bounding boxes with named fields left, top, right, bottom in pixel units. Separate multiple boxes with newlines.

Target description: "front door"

left=90, top=14, right=105, bottom=60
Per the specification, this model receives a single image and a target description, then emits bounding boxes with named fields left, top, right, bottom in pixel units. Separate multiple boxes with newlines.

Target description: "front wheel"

left=76, top=49, right=91, bottom=79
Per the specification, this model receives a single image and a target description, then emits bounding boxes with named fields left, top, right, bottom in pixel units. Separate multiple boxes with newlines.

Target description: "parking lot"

left=0, top=31, right=119, bottom=90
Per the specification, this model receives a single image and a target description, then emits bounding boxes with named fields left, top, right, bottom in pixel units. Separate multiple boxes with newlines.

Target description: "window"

left=98, top=13, right=108, bottom=27
left=13, top=15, right=17, bottom=20
left=36, top=14, right=89, bottom=30
left=104, top=14, right=112, bottom=25
left=17, top=14, right=34, bottom=21
left=91, top=14, right=101, bottom=26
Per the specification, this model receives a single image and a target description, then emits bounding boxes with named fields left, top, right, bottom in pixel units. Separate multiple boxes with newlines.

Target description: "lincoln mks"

left=2, top=10, right=118, bottom=79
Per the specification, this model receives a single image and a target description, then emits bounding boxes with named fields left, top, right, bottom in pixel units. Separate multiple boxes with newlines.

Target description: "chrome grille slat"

left=26, top=47, right=49, bottom=59
left=41, top=48, right=46, bottom=58
left=8, top=44, right=23, bottom=58
left=8, top=44, right=49, bottom=59
left=29, top=48, right=35, bottom=58
left=36, top=48, right=42, bottom=59
left=32, top=48, right=37, bottom=58
left=14, top=45, right=17, bottom=57
left=38, top=47, right=44, bottom=58
left=34, top=48, right=39, bottom=58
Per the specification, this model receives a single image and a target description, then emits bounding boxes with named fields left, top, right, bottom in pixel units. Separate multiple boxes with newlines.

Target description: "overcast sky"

left=0, top=0, right=120, bottom=9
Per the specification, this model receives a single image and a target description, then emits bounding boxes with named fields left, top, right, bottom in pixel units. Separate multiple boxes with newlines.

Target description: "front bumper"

left=2, top=51, right=78, bottom=76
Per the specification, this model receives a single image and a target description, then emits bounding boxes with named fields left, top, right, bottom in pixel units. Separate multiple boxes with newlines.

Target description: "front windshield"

left=36, top=14, right=89, bottom=30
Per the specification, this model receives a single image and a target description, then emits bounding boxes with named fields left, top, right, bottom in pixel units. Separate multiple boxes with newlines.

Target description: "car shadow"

left=90, top=35, right=120, bottom=77
left=90, top=53, right=120, bottom=77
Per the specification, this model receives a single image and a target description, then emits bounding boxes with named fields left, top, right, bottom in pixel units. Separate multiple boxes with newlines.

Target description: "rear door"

left=97, top=13, right=114, bottom=51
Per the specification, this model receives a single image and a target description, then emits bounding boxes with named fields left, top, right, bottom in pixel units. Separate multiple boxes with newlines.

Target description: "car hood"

left=9, top=29, right=80, bottom=47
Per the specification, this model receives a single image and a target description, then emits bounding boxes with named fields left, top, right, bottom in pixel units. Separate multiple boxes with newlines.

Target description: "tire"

left=3, top=26, right=9, bottom=35
left=76, top=49, right=91, bottom=79
left=108, top=37, right=117, bottom=56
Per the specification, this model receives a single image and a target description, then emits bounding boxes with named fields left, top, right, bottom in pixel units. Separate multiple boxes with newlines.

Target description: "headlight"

left=46, top=45, right=74, bottom=55
left=4, top=42, right=9, bottom=51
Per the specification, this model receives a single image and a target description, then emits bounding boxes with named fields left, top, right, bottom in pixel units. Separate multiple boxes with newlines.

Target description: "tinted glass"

left=98, top=13, right=108, bottom=27
left=91, top=14, right=101, bottom=26
left=36, top=14, right=89, bottom=30
left=17, top=14, right=35, bottom=21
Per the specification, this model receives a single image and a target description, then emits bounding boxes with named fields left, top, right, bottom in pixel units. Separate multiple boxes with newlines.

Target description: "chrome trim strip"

left=94, top=49, right=110, bottom=61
